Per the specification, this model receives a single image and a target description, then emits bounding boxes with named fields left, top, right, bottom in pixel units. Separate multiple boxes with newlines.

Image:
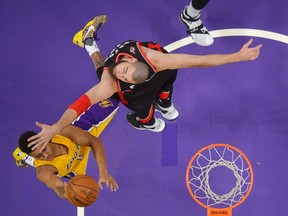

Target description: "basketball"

left=66, top=174, right=99, bottom=207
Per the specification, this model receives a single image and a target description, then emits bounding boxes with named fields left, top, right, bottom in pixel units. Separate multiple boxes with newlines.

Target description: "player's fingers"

left=27, top=134, right=40, bottom=143
left=98, top=181, right=103, bottom=190
left=251, top=44, right=263, bottom=52
left=106, top=180, right=110, bottom=188
left=35, top=121, right=49, bottom=130
left=256, top=44, right=263, bottom=49
left=114, top=181, right=119, bottom=189
left=110, top=179, right=119, bottom=191
left=29, top=140, right=46, bottom=151
left=113, top=182, right=119, bottom=191
left=244, top=38, right=253, bottom=48
left=107, top=179, right=115, bottom=191
left=30, top=141, right=41, bottom=151
left=110, top=181, right=115, bottom=191
left=35, top=121, right=43, bottom=127
left=27, top=140, right=37, bottom=148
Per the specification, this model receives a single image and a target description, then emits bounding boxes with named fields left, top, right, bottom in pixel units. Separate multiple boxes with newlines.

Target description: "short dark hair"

left=18, top=131, right=37, bottom=154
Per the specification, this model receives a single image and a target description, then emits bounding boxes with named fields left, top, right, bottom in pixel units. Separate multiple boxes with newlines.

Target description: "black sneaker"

left=126, top=112, right=165, bottom=132
left=179, top=7, right=213, bottom=46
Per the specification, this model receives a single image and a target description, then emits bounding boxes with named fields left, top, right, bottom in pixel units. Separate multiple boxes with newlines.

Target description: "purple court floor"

left=1, top=0, right=288, bottom=216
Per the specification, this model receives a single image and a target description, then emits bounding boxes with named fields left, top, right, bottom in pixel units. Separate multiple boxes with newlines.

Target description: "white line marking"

left=77, top=207, right=84, bottom=216
left=164, top=28, right=288, bottom=52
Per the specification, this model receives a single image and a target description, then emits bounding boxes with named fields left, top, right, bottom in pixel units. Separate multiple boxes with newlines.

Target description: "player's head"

left=108, top=60, right=149, bottom=84
left=18, top=131, right=36, bottom=154
left=18, top=131, right=54, bottom=161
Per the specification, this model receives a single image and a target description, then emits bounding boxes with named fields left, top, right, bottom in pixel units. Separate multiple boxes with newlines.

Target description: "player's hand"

left=98, top=172, right=119, bottom=192
left=238, top=39, right=263, bottom=61
left=27, top=121, right=60, bottom=152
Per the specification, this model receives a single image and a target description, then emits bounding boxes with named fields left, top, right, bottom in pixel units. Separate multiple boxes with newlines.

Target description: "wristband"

left=68, top=94, right=92, bottom=115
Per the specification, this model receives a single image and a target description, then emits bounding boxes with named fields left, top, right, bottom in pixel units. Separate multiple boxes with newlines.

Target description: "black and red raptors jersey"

left=99, top=40, right=177, bottom=112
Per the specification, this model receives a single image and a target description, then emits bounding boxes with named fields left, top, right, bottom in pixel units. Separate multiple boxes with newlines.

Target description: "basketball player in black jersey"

left=28, top=15, right=262, bottom=152
left=100, top=40, right=179, bottom=132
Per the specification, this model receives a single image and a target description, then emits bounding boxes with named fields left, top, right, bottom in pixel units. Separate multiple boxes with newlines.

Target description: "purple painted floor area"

left=1, top=0, right=288, bottom=216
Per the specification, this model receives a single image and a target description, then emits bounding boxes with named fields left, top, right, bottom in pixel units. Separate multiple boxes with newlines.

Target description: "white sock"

left=187, top=2, right=201, bottom=18
left=84, top=40, right=100, bottom=56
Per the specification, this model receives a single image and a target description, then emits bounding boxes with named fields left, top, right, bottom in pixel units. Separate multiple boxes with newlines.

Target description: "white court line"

left=164, top=28, right=288, bottom=52
left=77, top=207, right=84, bottom=216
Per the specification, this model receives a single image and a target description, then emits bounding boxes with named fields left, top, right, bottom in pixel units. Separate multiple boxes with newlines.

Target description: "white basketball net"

left=187, top=145, right=253, bottom=208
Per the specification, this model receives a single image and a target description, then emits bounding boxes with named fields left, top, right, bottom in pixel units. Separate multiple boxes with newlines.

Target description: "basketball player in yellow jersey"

left=13, top=98, right=120, bottom=199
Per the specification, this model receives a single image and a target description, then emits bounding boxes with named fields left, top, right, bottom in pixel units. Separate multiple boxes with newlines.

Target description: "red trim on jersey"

left=146, top=42, right=163, bottom=52
left=117, top=88, right=131, bottom=105
left=158, top=91, right=170, bottom=100
left=115, top=79, right=121, bottom=92
left=68, top=94, right=91, bottom=115
left=116, top=53, right=135, bottom=62
left=138, top=104, right=154, bottom=123
left=136, top=42, right=158, bottom=73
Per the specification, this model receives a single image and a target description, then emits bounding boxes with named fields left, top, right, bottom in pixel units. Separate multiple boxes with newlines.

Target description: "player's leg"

left=180, top=0, right=214, bottom=46
left=72, top=15, right=107, bottom=70
left=154, top=70, right=179, bottom=121
left=71, top=14, right=106, bottom=70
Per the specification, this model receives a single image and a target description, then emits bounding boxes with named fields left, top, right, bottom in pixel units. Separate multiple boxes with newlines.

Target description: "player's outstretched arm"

left=27, top=109, right=78, bottom=152
left=145, top=38, right=262, bottom=71
left=27, top=77, right=117, bottom=152
left=36, top=165, right=68, bottom=199
left=61, top=125, right=119, bottom=192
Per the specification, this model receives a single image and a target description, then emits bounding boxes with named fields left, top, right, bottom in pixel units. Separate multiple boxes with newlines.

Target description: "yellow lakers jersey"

left=33, top=107, right=117, bottom=178
left=34, top=135, right=90, bottom=177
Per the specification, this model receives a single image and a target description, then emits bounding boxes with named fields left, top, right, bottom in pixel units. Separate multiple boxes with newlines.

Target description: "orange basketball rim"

left=186, top=143, right=254, bottom=216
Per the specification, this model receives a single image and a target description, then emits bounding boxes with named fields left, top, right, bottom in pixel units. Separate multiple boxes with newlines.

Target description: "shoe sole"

left=129, top=119, right=166, bottom=132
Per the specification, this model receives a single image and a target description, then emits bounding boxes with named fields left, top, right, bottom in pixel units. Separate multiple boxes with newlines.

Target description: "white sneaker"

left=179, top=7, right=214, bottom=46
left=155, top=102, right=179, bottom=121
